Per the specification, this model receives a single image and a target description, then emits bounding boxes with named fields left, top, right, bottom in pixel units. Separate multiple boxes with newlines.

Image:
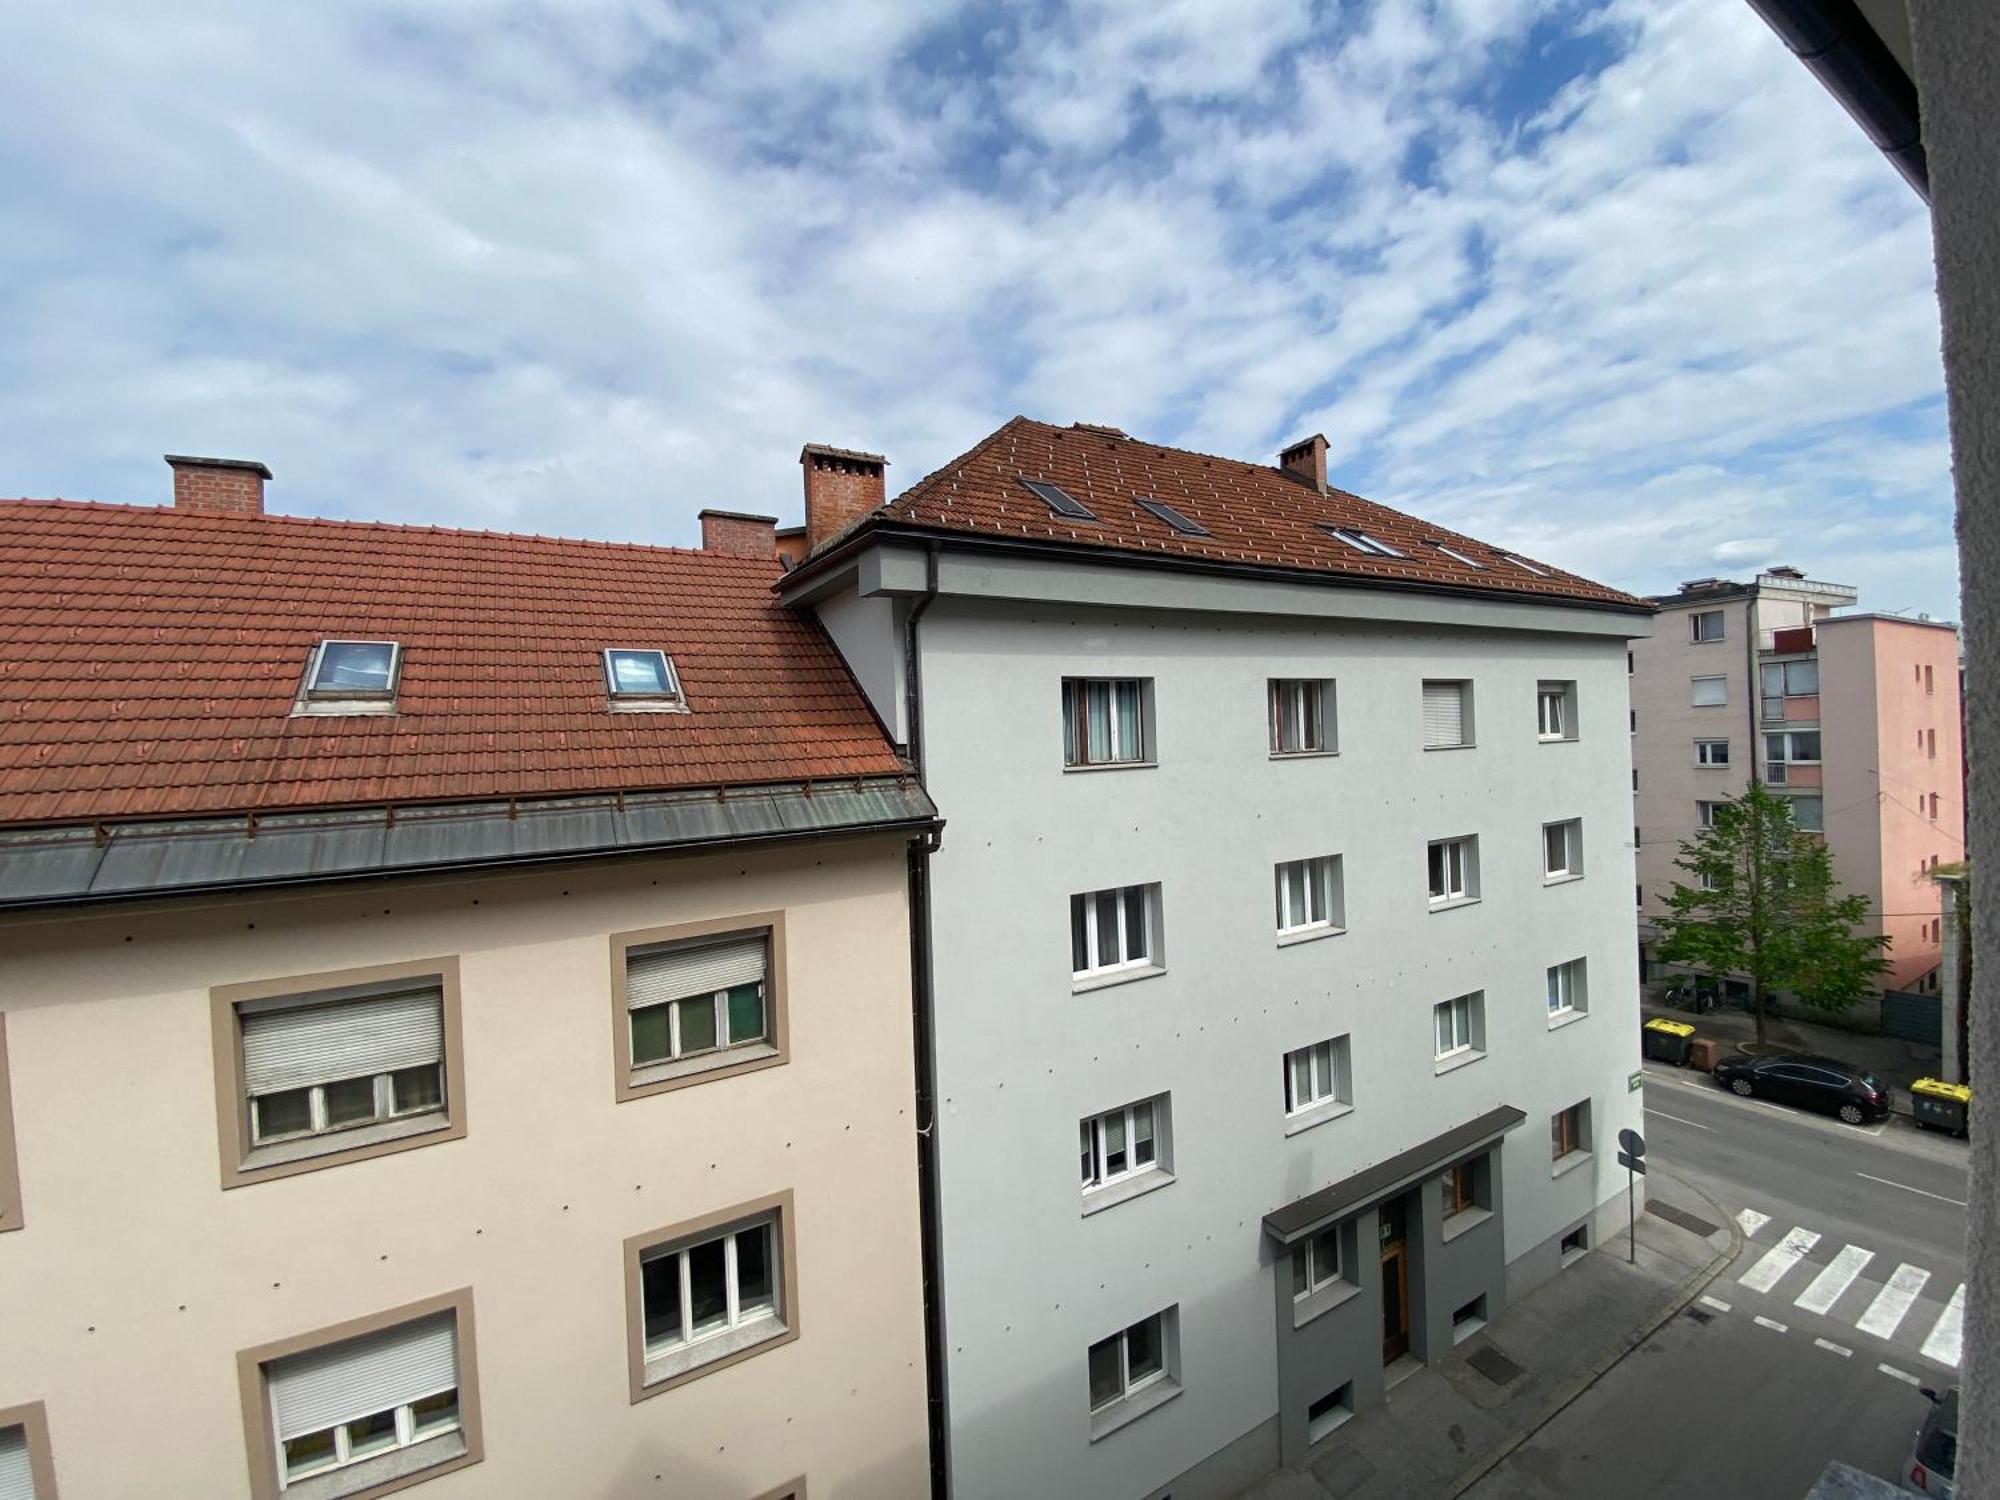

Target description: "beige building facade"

left=1632, top=570, right=1964, bottom=993
left=0, top=837, right=930, bottom=1499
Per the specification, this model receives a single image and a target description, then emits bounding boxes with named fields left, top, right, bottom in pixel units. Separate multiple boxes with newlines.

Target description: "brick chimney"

left=800, top=444, right=887, bottom=553
left=166, top=455, right=270, bottom=514
left=1278, top=434, right=1328, bottom=495
left=699, top=508, right=779, bottom=559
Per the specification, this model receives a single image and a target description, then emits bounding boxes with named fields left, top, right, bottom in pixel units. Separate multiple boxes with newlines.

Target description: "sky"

left=0, top=0, right=1960, bottom=615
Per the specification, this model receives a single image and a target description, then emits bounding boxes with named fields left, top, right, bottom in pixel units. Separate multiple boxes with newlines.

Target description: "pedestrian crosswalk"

left=1729, top=1209, right=1962, bottom=1371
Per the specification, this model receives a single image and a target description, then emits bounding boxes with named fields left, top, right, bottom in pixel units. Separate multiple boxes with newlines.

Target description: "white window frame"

left=1428, top=836, right=1478, bottom=906
left=1690, top=610, right=1725, bottom=643
left=1422, top=679, right=1474, bottom=749
left=1434, top=993, right=1482, bottom=1062
left=1697, top=800, right=1722, bottom=829
left=1070, top=884, right=1159, bottom=983
left=1691, top=675, right=1728, bottom=707
left=1546, top=957, right=1588, bottom=1018
left=1432, top=542, right=1487, bottom=569
left=279, top=1388, right=461, bottom=1487
left=1283, top=1036, right=1351, bottom=1117
left=1087, top=1311, right=1172, bottom=1416
left=1290, top=1227, right=1343, bottom=1301
left=1269, top=678, right=1334, bottom=756
left=250, top=1066, right=443, bottom=1148
left=1542, top=819, right=1582, bottom=881
left=1079, top=1097, right=1165, bottom=1194
left=1275, top=855, right=1343, bottom=937
left=1537, top=681, right=1576, bottom=741
left=1062, top=677, right=1152, bottom=768
left=1694, top=738, right=1730, bottom=767
left=639, top=1217, right=780, bottom=1362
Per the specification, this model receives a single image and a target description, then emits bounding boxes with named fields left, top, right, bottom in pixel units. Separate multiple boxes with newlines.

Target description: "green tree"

left=1656, top=783, right=1889, bottom=1046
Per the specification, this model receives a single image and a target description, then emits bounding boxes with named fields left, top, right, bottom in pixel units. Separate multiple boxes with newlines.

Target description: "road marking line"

left=1880, top=1363, right=1921, bottom=1386
left=1856, top=1263, right=1931, bottom=1341
left=1920, top=1284, right=1965, bottom=1369
left=1699, top=1296, right=1732, bottom=1314
left=1739, top=1226, right=1820, bottom=1294
left=1795, top=1244, right=1875, bottom=1316
left=1736, top=1208, right=1771, bottom=1238
left=1856, top=1172, right=1968, bottom=1207
left=1754, top=1315, right=1788, bottom=1333
left=1815, top=1338, right=1852, bottom=1357
left=1644, top=1108, right=1713, bottom=1130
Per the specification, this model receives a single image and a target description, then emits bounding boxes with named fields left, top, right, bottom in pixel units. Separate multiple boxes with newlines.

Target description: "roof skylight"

left=604, top=649, right=685, bottom=708
left=1135, top=497, right=1210, bottom=536
left=1321, top=526, right=1404, bottom=558
left=305, top=640, right=400, bottom=698
left=1431, top=542, right=1487, bottom=569
left=1020, top=478, right=1096, bottom=521
left=1500, top=554, right=1550, bottom=577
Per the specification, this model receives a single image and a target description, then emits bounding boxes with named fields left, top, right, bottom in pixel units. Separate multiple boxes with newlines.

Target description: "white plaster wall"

left=916, top=598, right=1642, bottom=1500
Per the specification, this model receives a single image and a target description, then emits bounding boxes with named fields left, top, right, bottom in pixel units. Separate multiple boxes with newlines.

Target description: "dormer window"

left=605, top=649, right=686, bottom=710
left=1321, top=526, right=1404, bottom=558
left=296, top=640, right=401, bottom=715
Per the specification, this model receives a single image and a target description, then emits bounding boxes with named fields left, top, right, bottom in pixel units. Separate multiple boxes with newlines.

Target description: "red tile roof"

left=859, top=417, right=1647, bottom=610
left=0, top=501, right=905, bottom=826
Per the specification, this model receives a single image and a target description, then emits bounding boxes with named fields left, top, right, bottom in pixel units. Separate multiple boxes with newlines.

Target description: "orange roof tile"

left=855, top=417, right=1647, bottom=610
left=0, top=501, right=904, bottom=826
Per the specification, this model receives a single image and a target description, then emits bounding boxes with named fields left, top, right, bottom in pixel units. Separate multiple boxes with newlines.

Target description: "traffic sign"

left=1617, top=1149, right=1647, bottom=1174
left=1618, top=1127, right=1645, bottom=1159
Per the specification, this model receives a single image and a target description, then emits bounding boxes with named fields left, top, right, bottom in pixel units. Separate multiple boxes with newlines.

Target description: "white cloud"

left=0, top=0, right=1957, bottom=615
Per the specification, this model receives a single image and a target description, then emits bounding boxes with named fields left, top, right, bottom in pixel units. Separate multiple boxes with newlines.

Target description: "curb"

left=1445, top=1166, right=1743, bottom=1497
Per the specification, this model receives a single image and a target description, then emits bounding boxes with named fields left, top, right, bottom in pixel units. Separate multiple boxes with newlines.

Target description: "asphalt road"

left=1466, top=1060, right=1969, bottom=1499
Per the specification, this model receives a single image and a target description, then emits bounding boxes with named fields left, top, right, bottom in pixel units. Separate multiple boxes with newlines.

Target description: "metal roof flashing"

left=0, top=777, right=939, bottom=910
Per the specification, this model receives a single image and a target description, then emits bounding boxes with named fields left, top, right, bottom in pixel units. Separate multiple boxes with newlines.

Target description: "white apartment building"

left=781, top=419, right=1652, bottom=1498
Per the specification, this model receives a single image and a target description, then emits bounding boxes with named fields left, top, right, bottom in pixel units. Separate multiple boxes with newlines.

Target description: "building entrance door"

left=1379, top=1200, right=1410, bottom=1363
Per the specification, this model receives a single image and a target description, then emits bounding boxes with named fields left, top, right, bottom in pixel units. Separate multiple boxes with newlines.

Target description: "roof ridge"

left=0, top=497, right=778, bottom=566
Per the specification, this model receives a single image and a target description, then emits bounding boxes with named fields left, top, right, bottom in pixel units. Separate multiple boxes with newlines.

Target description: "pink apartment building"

left=1631, top=569, right=1964, bottom=996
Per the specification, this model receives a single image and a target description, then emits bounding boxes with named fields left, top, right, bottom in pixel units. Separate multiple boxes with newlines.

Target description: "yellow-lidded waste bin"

left=1912, top=1077, right=1970, bottom=1136
left=1642, top=1017, right=1697, bottom=1066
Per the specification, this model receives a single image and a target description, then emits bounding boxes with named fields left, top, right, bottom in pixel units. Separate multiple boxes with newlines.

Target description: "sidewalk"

left=1232, top=1168, right=1738, bottom=1500
left=1639, top=999, right=1943, bottom=1118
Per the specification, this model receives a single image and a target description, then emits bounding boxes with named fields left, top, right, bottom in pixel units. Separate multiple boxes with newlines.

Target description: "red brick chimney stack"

left=166, top=455, right=271, bottom=515
left=1278, top=434, right=1328, bottom=495
left=800, top=444, right=887, bottom=554
left=699, top=509, right=779, bottom=559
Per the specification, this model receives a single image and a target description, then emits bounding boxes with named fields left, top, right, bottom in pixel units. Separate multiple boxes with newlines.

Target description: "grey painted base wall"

left=1141, top=1416, right=1280, bottom=1500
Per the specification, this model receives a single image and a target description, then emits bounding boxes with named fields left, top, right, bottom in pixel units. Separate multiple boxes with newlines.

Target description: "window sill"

left=1283, top=1100, right=1354, bottom=1138
left=1542, top=872, right=1583, bottom=887
left=641, top=1316, right=792, bottom=1393
left=1427, top=895, right=1480, bottom=914
left=1072, top=963, right=1166, bottom=996
left=1434, top=1048, right=1486, bottom=1077
left=609, top=699, right=692, bottom=715
left=1537, top=735, right=1579, bottom=745
left=1088, top=1378, right=1182, bottom=1442
left=1452, top=1313, right=1489, bottom=1345
left=1547, top=1008, right=1589, bottom=1032
left=1293, top=1278, right=1363, bottom=1329
left=1063, top=760, right=1157, bottom=774
left=291, top=699, right=398, bottom=718
left=1276, top=924, right=1346, bottom=948
left=282, top=1431, right=469, bottom=1500
left=243, top=1111, right=450, bottom=1173
left=627, top=1041, right=782, bottom=1095
left=1423, top=742, right=1476, bottom=752
left=1081, top=1167, right=1174, bottom=1218
left=1441, top=1205, right=1493, bottom=1243
left=1552, top=1149, right=1594, bottom=1179
left=1269, top=749, right=1338, bottom=761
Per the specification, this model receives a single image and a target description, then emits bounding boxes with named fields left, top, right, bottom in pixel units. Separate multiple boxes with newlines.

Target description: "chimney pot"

left=166, top=455, right=270, bottom=515
left=699, top=509, right=779, bottom=559
left=800, top=443, right=888, bottom=554
left=1278, top=434, right=1328, bottom=495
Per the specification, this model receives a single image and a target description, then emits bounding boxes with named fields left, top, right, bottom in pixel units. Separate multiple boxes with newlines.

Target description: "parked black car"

left=1711, top=1052, right=1891, bottom=1125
